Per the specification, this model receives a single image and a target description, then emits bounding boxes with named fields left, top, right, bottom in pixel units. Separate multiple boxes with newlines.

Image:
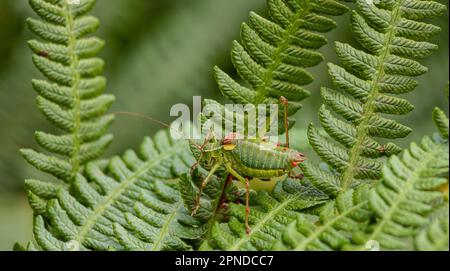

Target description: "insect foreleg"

left=191, top=162, right=222, bottom=216
left=189, top=132, right=215, bottom=174
left=225, top=164, right=252, bottom=235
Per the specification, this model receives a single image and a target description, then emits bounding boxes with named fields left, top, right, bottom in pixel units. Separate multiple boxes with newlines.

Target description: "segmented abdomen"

left=228, top=141, right=292, bottom=171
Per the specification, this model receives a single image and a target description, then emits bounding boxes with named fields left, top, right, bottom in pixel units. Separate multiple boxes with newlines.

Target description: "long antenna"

left=113, top=111, right=173, bottom=130
left=112, top=111, right=202, bottom=149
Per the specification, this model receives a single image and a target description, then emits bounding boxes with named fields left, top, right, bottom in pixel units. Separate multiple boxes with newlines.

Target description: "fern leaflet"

left=432, top=83, right=449, bottom=139
left=202, top=180, right=327, bottom=250
left=22, top=0, right=115, bottom=182
left=210, top=0, right=349, bottom=133
left=359, top=136, right=448, bottom=250
left=303, top=0, right=447, bottom=193
left=18, top=131, right=202, bottom=251
left=273, top=185, right=372, bottom=250
left=414, top=216, right=449, bottom=251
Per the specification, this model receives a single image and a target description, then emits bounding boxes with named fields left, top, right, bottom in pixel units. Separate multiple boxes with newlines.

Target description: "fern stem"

left=340, top=0, right=404, bottom=190
left=255, top=0, right=312, bottom=103
left=64, top=2, right=82, bottom=176
left=151, top=202, right=182, bottom=251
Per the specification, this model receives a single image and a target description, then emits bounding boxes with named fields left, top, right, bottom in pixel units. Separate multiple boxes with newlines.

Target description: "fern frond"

left=304, top=0, right=447, bottom=192
left=211, top=0, right=349, bottom=133
left=202, top=179, right=327, bottom=250
left=432, top=83, right=449, bottom=139
left=273, top=185, right=372, bottom=250
left=433, top=107, right=449, bottom=139
left=23, top=131, right=202, bottom=251
left=359, top=136, right=448, bottom=250
left=13, top=241, right=39, bottom=251
left=414, top=217, right=449, bottom=251
left=22, top=0, right=115, bottom=182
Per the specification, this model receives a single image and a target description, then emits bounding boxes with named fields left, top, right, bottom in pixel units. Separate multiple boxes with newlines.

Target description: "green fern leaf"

left=210, top=0, right=349, bottom=133
left=22, top=0, right=115, bottom=182
left=359, top=136, right=448, bottom=250
left=432, top=83, right=449, bottom=139
left=273, top=185, right=372, bottom=250
left=303, top=0, right=447, bottom=193
left=414, top=202, right=449, bottom=251
left=13, top=241, right=39, bottom=251
left=433, top=107, right=449, bottom=139
left=202, top=179, right=327, bottom=250
left=22, top=131, right=203, bottom=251
left=414, top=216, right=449, bottom=251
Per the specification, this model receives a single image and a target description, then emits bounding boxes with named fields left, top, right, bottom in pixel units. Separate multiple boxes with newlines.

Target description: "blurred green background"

left=0, top=0, right=447, bottom=250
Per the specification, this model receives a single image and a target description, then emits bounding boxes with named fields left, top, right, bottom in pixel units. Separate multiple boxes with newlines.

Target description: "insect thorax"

left=189, top=140, right=222, bottom=169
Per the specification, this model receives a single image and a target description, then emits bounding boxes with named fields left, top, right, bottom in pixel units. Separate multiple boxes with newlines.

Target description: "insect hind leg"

left=226, top=164, right=252, bottom=235
left=244, top=177, right=251, bottom=234
left=280, top=96, right=290, bottom=148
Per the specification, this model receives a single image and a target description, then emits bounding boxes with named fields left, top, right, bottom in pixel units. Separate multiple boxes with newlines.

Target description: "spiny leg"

left=226, top=164, right=252, bottom=235
left=191, top=162, right=221, bottom=216
left=280, top=96, right=290, bottom=148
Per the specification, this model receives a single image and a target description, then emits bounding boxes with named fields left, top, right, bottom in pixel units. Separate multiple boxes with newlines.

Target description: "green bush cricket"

left=115, top=97, right=306, bottom=234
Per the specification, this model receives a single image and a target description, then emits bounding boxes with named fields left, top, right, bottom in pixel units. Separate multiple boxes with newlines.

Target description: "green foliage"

left=303, top=0, right=447, bottom=193
left=356, top=136, right=448, bottom=250
left=11, top=0, right=449, bottom=252
left=209, top=0, right=349, bottom=133
left=273, top=185, right=371, bottom=250
left=414, top=216, right=449, bottom=251
left=0, top=0, right=163, bottom=195
left=271, top=135, right=449, bottom=251
left=201, top=180, right=327, bottom=250
left=168, top=0, right=353, bottom=250
left=22, top=0, right=115, bottom=183
left=18, top=131, right=203, bottom=250
left=432, top=83, right=449, bottom=139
